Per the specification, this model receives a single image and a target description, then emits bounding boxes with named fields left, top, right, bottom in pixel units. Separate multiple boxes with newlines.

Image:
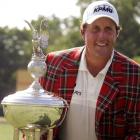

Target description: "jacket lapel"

left=59, top=47, right=84, bottom=102
left=96, top=51, right=124, bottom=122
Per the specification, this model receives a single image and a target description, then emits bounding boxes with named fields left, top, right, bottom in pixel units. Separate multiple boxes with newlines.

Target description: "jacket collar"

left=62, top=46, right=84, bottom=70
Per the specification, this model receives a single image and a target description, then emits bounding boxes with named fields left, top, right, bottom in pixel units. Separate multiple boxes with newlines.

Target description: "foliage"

left=0, top=27, right=32, bottom=101
left=110, top=0, right=140, bottom=57
left=61, top=16, right=84, bottom=48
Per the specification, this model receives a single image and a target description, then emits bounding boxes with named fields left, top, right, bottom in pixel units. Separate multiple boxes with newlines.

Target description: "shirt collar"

left=79, top=48, right=114, bottom=75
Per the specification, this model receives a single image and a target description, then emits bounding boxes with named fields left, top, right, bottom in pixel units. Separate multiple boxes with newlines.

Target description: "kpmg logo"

left=94, top=4, right=113, bottom=14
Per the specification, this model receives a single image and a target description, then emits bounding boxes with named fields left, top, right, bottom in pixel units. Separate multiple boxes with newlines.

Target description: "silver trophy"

left=1, top=19, right=68, bottom=140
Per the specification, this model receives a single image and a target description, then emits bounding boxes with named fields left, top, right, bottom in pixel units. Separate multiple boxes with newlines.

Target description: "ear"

left=116, top=26, right=121, bottom=38
left=116, top=29, right=120, bottom=38
left=80, top=28, right=84, bottom=35
left=80, top=25, right=86, bottom=40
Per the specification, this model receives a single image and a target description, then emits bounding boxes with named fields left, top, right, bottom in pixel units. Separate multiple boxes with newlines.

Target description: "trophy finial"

left=25, top=19, right=49, bottom=57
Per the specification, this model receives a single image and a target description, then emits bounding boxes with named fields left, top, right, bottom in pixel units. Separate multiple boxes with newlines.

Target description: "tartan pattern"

left=40, top=47, right=140, bottom=140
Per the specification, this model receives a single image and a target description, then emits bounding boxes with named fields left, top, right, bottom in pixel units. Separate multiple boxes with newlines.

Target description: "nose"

left=98, top=31, right=106, bottom=39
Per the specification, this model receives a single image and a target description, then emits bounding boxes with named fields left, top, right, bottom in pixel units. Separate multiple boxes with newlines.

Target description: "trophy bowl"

left=1, top=90, right=68, bottom=129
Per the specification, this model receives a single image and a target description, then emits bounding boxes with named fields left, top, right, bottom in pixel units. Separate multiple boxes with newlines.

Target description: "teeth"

left=97, top=43, right=106, bottom=46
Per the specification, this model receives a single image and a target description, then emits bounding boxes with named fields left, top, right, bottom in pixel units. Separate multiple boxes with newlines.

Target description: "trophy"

left=1, top=19, right=68, bottom=140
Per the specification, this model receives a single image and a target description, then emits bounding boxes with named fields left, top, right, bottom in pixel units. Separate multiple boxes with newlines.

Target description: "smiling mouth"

left=96, top=43, right=107, bottom=47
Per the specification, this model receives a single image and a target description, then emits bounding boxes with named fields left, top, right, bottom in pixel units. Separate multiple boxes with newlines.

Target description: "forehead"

left=90, top=17, right=116, bottom=27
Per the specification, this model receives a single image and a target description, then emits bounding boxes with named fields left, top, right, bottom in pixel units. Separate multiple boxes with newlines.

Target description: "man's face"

left=81, top=17, right=118, bottom=60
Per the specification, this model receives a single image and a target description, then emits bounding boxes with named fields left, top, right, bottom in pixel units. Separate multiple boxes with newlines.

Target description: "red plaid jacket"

left=40, top=46, right=140, bottom=140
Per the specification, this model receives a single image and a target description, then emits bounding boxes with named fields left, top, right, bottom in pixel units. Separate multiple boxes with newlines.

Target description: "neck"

left=85, top=54, right=110, bottom=77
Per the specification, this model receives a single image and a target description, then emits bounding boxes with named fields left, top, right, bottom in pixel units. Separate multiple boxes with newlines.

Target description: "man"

left=40, top=1, right=140, bottom=139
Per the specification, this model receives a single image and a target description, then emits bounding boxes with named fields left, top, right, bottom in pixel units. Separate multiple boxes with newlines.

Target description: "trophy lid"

left=1, top=89, right=67, bottom=108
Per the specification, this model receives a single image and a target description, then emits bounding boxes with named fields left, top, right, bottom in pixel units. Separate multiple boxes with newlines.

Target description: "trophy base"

left=13, top=124, right=53, bottom=140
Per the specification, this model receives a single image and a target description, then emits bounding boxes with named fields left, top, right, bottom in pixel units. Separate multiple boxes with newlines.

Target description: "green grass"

left=0, top=120, right=14, bottom=140
left=0, top=117, right=43, bottom=140
left=0, top=117, right=22, bottom=140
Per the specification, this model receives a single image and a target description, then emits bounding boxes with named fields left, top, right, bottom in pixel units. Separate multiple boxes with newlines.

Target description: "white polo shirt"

left=60, top=48, right=114, bottom=140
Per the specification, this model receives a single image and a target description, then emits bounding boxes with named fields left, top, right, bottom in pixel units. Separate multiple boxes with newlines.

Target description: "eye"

left=105, top=26, right=114, bottom=33
left=91, top=26, right=100, bottom=33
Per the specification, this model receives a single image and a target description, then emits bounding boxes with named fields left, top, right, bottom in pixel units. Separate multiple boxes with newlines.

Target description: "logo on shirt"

left=73, top=90, right=82, bottom=96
